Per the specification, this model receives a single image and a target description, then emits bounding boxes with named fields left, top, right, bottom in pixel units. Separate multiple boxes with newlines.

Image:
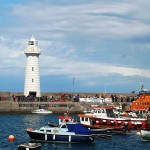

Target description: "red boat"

left=78, top=106, right=148, bottom=132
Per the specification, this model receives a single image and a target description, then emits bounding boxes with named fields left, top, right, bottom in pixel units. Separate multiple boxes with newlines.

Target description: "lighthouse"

left=24, top=36, right=41, bottom=97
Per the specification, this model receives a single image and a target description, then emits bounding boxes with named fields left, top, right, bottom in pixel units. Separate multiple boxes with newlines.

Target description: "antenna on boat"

left=140, top=81, right=144, bottom=91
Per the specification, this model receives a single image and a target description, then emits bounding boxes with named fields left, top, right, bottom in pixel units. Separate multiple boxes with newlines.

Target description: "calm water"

left=0, top=114, right=150, bottom=150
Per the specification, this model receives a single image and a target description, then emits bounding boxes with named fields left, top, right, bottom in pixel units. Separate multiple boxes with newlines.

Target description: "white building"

left=24, top=36, right=41, bottom=97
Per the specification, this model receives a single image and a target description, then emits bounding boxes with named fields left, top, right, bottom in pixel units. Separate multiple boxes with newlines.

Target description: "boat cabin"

left=130, top=93, right=150, bottom=111
left=39, top=123, right=68, bottom=134
left=78, top=107, right=115, bottom=126
left=91, top=107, right=115, bottom=118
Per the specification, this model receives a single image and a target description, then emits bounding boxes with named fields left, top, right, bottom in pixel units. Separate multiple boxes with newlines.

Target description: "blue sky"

left=0, top=0, right=150, bottom=93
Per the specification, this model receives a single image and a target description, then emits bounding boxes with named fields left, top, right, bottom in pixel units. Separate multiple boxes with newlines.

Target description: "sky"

left=0, top=0, right=150, bottom=94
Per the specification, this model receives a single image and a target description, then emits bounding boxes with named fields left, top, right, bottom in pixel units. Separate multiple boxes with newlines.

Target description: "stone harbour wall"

left=0, top=101, right=93, bottom=114
left=0, top=91, right=136, bottom=113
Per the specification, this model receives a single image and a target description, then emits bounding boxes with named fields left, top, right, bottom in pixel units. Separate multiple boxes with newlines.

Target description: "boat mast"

left=140, top=81, right=144, bottom=91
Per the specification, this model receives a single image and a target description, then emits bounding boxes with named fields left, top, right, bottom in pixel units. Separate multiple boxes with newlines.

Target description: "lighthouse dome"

left=30, top=35, right=37, bottom=41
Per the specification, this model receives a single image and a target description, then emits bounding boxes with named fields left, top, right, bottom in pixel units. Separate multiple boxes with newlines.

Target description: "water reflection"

left=23, top=114, right=44, bottom=128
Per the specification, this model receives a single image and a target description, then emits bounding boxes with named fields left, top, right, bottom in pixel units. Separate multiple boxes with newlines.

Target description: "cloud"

left=8, top=0, right=150, bottom=38
left=0, top=0, right=150, bottom=92
left=40, top=55, right=150, bottom=78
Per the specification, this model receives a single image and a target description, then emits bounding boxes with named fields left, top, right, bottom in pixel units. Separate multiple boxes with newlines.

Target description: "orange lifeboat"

left=129, top=86, right=150, bottom=111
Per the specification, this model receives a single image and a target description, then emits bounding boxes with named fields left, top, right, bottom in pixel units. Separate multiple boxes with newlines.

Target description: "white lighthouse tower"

left=24, top=36, right=41, bottom=97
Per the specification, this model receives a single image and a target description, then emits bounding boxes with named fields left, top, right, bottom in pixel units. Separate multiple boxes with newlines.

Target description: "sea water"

left=0, top=114, right=150, bottom=150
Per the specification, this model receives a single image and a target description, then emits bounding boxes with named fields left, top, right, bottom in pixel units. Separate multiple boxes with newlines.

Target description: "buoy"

left=8, top=135, right=15, bottom=142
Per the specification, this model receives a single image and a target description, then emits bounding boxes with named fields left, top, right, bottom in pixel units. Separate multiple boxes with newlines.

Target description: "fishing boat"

left=32, top=105, right=53, bottom=114
left=78, top=105, right=148, bottom=132
left=26, top=122, right=94, bottom=143
left=140, top=130, right=150, bottom=141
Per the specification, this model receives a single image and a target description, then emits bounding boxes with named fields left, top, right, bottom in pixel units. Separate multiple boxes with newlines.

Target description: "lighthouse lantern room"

left=24, top=36, right=41, bottom=97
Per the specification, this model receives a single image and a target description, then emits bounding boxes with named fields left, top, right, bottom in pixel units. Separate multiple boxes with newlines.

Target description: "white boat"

left=32, top=109, right=53, bottom=114
left=32, top=106, right=53, bottom=114
left=18, top=142, right=41, bottom=150
left=140, top=130, right=150, bottom=141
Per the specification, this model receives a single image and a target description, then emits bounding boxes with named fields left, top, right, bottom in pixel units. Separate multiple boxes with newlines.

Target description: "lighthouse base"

left=29, top=92, right=37, bottom=97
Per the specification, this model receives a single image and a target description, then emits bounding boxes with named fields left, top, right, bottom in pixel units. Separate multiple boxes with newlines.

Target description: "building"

left=24, top=36, right=41, bottom=97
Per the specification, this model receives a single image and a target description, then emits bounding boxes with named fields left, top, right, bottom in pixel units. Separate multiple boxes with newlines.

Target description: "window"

left=46, top=130, right=51, bottom=132
left=28, top=41, right=34, bottom=45
left=61, top=125, right=67, bottom=128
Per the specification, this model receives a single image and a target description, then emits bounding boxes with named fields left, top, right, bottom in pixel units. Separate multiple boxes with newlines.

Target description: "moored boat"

left=53, top=113, right=112, bottom=136
left=18, top=142, right=41, bottom=150
left=140, top=130, right=150, bottom=141
left=128, top=83, right=150, bottom=115
left=32, top=109, right=53, bottom=114
left=32, top=105, right=53, bottom=114
left=26, top=122, right=94, bottom=143
left=78, top=106, right=148, bottom=133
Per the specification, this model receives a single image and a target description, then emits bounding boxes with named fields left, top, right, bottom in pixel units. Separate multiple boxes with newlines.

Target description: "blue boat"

left=48, top=114, right=112, bottom=138
left=26, top=122, right=94, bottom=143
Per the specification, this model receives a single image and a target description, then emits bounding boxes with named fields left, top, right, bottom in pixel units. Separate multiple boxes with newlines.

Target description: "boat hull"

left=141, top=130, right=150, bottom=141
left=32, top=111, right=52, bottom=114
left=91, top=118, right=148, bottom=130
left=92, top=118, right=148, bottom=130
left=32, top=109, right=53, bottom=114
left=90, top=128, right=112, bottom=134
left=79, top=114, right=148, bottom=131
left=82, top=123, right=127, bottom=134
left=26, top=130, right=94, bottom=143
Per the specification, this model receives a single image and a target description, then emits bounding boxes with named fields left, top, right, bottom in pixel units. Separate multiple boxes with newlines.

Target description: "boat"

left=26, top=121, right=95, bottom=143
left=32, top=105, right=53, bottom=114
left=18, top=142, right=41, bottom=150
left=140, top=130, right=150, bottom=141
left=48, top=113, right=112, bottom=136
left=128, top=83, right=150, bottom=115
left=78, top=105, right=148, bottom=132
